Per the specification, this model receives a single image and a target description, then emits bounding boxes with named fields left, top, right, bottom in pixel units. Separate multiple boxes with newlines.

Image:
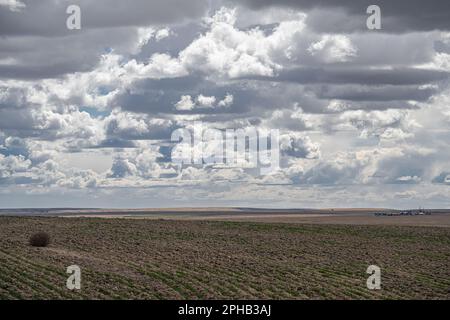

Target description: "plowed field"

left=0, top=217, right=449, bottom=299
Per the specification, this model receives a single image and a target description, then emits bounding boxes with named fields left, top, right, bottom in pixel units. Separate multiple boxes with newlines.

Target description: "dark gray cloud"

left=135, top=22, right=205, bottom=61
left=374, top=151, right=434, bottom=184
left=93, top=138, right=136, bottom=149
left=235, top=0, right=450, bottom=32
left=241, top=67, right=449, bottom=111
left=253, top=67, right=450, bottom=86
left=0, top=27, right=139, bottom=79
left=114, top=76, right=256, bottom=116
left=0, top=1, right=449, bottom=208
left=0, top=62, right=91, bottom=80
left=314, top=85, right=438, bottom=102
left=0, top=0, right=208, bottom=79
left=0, top=0, right=208, bottom=37
left=0, top=108, right=35, bottom=134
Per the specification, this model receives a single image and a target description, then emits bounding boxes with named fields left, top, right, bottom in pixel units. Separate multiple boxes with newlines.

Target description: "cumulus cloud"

left=178, top=7, right=305, bottom=78
left=104, top=111, right=175, bottom=140
left=0, top=3, right=449, bottom=208
left=175, top=95, right=195, bottom=111
left=108, top=158, right=138, bottom=178
left=307, top=35, right=357, bottom=63
left=337, top=109, right=420, bottom=141
left=175, top=93, right=234, bottom=110
left=280, top=133, right=320, bottom=159
left=290, top=151, right=369, bottom=185
left=0, top=154, right=30, bottom=179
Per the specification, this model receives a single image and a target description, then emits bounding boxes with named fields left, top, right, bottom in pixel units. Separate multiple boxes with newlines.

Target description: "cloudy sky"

left=1, top=0, right=450, bottom=209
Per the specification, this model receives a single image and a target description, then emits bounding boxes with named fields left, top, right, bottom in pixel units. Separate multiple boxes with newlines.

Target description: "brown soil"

left=0, top=216, right=449, bottom=299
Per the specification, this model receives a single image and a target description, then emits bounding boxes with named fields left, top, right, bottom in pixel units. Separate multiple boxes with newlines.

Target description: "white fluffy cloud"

left=307, top=35, right=357, bottom=63
left=178, top=7, right=305, bottom=78
left=175, top=93, right=234, bottom=110
left=0, top=4, right=449, bottom=208
left=280, top=133, right=320, bottom=159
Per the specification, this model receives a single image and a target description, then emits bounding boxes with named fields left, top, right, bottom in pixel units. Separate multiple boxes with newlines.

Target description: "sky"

left=0, top=0, right=450, bottom=209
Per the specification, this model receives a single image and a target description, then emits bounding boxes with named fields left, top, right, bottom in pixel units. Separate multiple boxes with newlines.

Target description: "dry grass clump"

left=29, top=232, right=50, bottom=247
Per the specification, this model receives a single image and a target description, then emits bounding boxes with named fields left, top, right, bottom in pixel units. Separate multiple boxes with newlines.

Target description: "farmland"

left=0, top=216, right=449, bottom=299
